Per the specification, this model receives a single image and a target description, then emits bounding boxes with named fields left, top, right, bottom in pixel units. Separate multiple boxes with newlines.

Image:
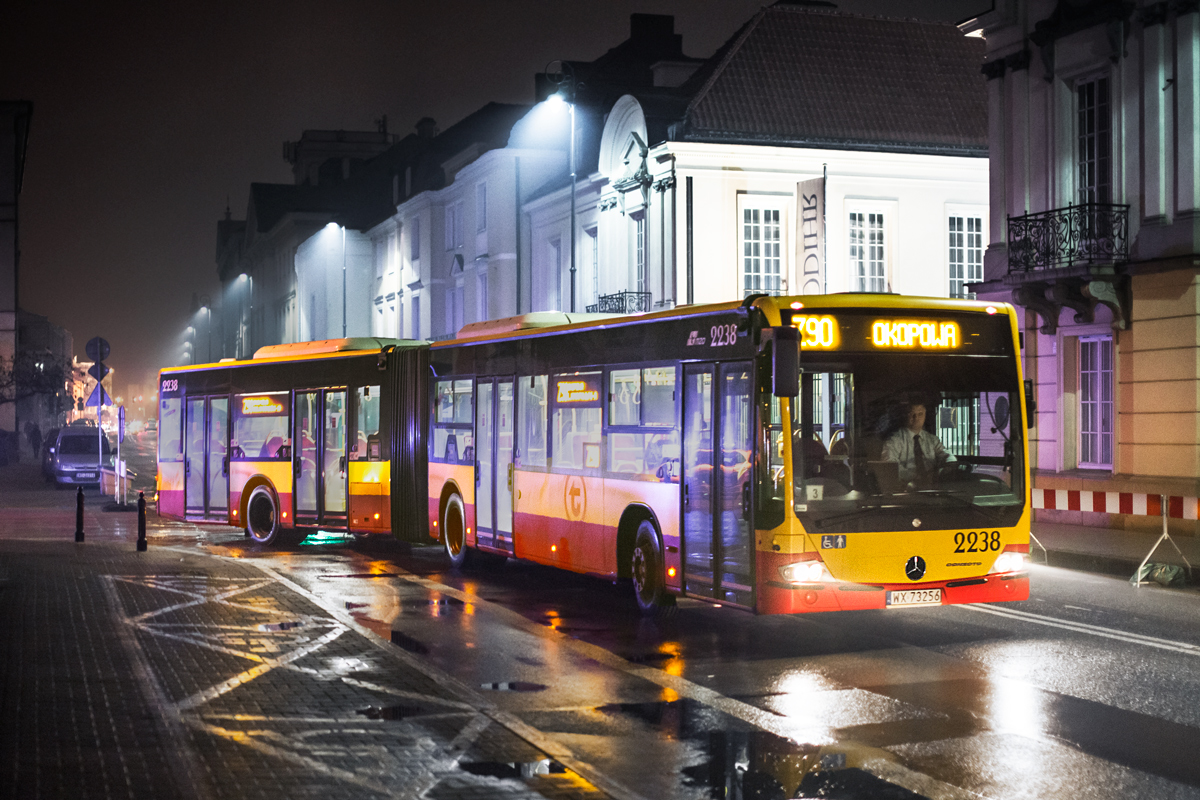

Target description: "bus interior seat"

left=260, top=436, right=284, bottom=458
left=869, top=460, right=901, bottom=494
left=444, top=434, right=458, bottom=463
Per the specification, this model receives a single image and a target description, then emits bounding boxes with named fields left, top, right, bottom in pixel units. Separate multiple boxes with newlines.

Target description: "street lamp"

left=191, top=292, right=213, bottom=362
left=547, top=62, right=578, bottom=313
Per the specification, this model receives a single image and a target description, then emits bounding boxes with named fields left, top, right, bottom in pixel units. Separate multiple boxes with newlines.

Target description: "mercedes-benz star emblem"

left=905, top=556, right=927, bottom=581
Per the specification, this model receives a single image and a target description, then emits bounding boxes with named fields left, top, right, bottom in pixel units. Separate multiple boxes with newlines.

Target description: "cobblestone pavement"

left=0, top=470, right=621, bottom=800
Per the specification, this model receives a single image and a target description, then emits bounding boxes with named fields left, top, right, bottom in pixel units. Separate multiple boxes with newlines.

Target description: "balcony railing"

left=1008, top=202, right=1129, bottom=273
left=586, top=291, right=652, bottom=314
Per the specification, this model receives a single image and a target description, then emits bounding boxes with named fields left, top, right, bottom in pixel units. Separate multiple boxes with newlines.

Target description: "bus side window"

left=353, top=385, right=381, bottom=461
left=433, top=379, right=473, bottom=464
left=517, top=375, right=548, bottom=468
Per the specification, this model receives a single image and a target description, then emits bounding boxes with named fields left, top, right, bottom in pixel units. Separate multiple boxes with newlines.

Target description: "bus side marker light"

left=374, top=513, right=379, bottom=519
left=232, top=509, right=238, bottom=517
left=668, top=567, right=676, bottom=578
left=282, top=512, right=288, bottom=519
left=551, top=545, right=557, bottom=552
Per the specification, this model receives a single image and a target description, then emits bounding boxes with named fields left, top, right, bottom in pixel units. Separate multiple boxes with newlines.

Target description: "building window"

left=445, top=202, right=464, bottom=250
left=476, top=183, right=487, bottom=232
left=742, top=207, right=781, bottom=297
left=849, top=212, right=885, bottom=292
left=586, top=227, right=599, bottom=308
left=411, top=294, right=420, bottom=339
left=948, top=216, right=983, bottom=298
left=1079, top=334, right=1114, bottom=469
left=1077, top=76, right=1111, bottom=204
left=410, top=216, right=420, bottom=262
left=633, top=213, right=646, bottom=293
left=446, top=284, right=464, bottom=336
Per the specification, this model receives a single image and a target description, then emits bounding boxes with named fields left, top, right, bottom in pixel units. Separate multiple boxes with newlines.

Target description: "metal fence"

left=585, top=291, right=652, bottom=314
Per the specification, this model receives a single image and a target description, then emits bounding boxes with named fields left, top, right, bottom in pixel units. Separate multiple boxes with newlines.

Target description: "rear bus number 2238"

left=955, top=530, right=1001, bottom=553
left=710, top=323, right=738, bottom=347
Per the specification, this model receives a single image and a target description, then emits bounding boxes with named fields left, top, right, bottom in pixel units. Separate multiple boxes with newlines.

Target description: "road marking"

left=961, top=603, right=1200, bottom=656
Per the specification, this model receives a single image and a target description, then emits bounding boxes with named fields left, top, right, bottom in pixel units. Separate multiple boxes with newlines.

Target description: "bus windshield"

left=789, top=352, right=1025, bottom=533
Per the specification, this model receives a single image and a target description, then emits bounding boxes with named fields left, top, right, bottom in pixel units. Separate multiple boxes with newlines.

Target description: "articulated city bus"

left=158, top=293, right=1031, bottom=615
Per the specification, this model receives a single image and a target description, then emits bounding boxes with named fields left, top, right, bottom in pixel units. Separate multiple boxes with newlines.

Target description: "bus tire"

left=245, top=485, right=282, bottom=545
left=442, top=493, right=470, bottom=569
left=631, top=520, right=673, bottom=615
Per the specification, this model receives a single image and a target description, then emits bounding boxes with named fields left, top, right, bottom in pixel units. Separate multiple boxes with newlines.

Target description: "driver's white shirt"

left=882, top=428, right=954, bottom=483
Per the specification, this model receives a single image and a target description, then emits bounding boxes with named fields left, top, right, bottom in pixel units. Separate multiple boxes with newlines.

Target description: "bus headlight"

left=779, top=561, right=832, bottom=583
left=989, top=551, right=1028, bottom=574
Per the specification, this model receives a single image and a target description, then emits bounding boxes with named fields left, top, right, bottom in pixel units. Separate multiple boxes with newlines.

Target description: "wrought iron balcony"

left=1007, top=202, right=1129, bottom=273
left=586, top=291, right=652, bottom=314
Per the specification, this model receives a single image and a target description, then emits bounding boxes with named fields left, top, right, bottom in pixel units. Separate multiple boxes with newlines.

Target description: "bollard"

left=75, top=486, right=85, bottom=542
left=136, top=491, right=147, bottom=552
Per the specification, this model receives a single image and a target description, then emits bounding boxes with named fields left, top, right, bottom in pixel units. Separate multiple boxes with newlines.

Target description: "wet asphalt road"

left=18, top=434, right=1200, bottom=799
left=177, top=531, right=1200, bottom=799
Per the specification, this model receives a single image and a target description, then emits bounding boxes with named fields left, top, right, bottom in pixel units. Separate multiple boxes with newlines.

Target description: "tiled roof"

left=680, top=5, right=987, bottom=155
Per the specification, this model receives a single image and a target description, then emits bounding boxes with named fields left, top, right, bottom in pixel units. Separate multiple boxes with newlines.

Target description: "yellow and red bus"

left=158, top=293, right=1031, bottom=615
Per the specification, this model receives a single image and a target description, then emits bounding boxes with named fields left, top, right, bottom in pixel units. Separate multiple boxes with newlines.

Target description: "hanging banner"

left=797, top=177, right=825, bottom=295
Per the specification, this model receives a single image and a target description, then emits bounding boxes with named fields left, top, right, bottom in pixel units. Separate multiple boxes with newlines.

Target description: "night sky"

left=1, top=0, right=983, bottom=392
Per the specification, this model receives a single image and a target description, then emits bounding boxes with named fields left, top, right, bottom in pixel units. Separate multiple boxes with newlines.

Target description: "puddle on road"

left=598, top=699, right=928, bottom=800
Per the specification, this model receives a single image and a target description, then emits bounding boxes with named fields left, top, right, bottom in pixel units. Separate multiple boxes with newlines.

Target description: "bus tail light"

left=779, top=558, right=832, bottom=584
left=989, top=546, right=1029, bottom=575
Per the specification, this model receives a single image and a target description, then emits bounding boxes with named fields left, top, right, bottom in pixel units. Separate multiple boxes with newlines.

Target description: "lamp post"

left=548, top=62, right=578, bottom=313
left=342, top=224, right=347, bottom=338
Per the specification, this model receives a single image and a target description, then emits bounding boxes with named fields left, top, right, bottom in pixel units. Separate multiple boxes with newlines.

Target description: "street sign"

left=85, top=336, right=111, bottom=363
left=118, top=406, right=126, bottom=443
left=85, top=384, right=112, bottom=407
left=88, top=362, right=110, bottom=381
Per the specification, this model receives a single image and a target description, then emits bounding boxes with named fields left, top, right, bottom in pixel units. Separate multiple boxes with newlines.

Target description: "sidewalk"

left=1032, top=520, right=1200, bottom=581
left=0, top=465, right=617, bottom=800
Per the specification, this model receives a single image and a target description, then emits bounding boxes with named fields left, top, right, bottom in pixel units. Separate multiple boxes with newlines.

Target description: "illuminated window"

left=518, top=375, right=548, bottom=468
left=432, top=379, right=473, bottom=464
left=742, top=207, right=782, bottom=297
left=949, top=216, right=983, bottom=299
left=1079, top=335, right=1114, bottom=469
left=849, top=212, right=885, bottom=292
left=551, top=373, right=602, bottom=471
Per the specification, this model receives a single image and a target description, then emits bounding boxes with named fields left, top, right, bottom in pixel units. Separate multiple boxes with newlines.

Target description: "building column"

left=1143, top=12, right=1172, bottom=223
left=1175, top=7, right=1200, bottom=217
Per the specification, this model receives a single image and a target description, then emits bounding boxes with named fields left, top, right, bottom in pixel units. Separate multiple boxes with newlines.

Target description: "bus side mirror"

left=772, top=326, right=800, bottom=397
left=1024, top=379, right=1036, bottom=428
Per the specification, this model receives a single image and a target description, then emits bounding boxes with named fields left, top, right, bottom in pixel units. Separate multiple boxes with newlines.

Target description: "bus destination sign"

left=782, top=308, right=1011, bottom=355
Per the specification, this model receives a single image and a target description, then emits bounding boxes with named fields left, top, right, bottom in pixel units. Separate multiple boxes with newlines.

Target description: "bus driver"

left=882, top=401, right=954, bottom=487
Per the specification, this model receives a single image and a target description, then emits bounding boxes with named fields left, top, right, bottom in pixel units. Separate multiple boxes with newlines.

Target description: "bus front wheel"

left=442, top=493, right=469, bottom=569
left=246, top=485, right=282, bottom=545
left=631, top=520, right=673, bottom=615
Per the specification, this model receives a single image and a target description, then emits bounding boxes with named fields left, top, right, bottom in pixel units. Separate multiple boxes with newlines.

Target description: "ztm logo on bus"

left=872, top=320, right=959, bottom=349
left=242, top=396, right=284, bottom=415
left=564, top=475, right=587, bottom=521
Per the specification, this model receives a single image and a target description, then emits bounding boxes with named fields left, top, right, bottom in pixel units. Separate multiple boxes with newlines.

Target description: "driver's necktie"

left=913, top=434, right=926, bottom=476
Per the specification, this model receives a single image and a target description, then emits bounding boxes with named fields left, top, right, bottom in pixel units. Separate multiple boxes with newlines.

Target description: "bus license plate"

left=76, top=472, right=97, bottom=479
left=887, top=589, right=943, bottom=608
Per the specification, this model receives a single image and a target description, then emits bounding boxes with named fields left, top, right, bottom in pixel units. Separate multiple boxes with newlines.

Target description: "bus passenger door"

left=185, top=398, right=207, bottom=517
left=206, top=397, right=229, bottom=519
left=294, top=391, right=320, bottom=525
left=475, top=381, right=494, bottom=548
left=322, top=389, right=348, bottom=529
left=495, top=379, right=515, bottom=553
left=682, top=362, right=754, bottom=606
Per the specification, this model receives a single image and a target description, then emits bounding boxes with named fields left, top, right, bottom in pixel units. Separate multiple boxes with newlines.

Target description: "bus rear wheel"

left=246, top=485, right=282, bottom=545
left=631, top=520, right=673, bottom=615
left=442, top=493, right=469, bottom=569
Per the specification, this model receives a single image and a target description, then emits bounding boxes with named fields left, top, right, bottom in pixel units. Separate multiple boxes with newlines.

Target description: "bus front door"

left=294, top=389, right=349, bottom=531
left=682, top=362, right=754, bottom=607
left=185, top=395, right=229, bottom=520
left=474, top=378, right=515, bottom=554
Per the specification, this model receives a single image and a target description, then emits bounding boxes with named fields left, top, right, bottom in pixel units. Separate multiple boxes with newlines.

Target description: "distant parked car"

left=41, top=427, right=61, bottom=480
left=50, top=428, right=112, bottom=488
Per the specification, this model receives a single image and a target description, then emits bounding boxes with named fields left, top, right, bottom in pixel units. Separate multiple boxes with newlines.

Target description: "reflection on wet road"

left=189, top=530, right=1200, bottom=800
